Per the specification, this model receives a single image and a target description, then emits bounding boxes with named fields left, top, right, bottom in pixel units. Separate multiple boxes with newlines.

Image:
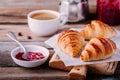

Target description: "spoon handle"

left=7, top=32, right=27, bottom=56
left=7, top=32, right=17, bottom=41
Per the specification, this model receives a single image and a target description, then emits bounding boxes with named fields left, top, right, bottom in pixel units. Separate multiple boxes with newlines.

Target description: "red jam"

left=15, top=52, right=45, bottom=61
left=97, top=0, right=120, bottom=26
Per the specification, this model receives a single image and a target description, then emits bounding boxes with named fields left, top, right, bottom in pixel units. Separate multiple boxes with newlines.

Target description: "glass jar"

left=97, top=0, right=120, bottom=26
left=60, top=0, right=88, bottom=22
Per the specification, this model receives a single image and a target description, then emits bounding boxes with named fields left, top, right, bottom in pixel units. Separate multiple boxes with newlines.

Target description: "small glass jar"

left=60, top=0, right=88, bottom=22
left=97, top=0, right=120, bottom=26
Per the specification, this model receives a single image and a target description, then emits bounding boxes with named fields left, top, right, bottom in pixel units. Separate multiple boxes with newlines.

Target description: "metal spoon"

left=7, top=31, right=27, bottom=59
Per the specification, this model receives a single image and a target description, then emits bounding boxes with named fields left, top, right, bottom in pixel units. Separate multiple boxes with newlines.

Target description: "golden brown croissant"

left=80, top=37, right=116, bottom=62
left=57, top=30, right=85, bottom=57
left=80, top=20, right=116, bottom=40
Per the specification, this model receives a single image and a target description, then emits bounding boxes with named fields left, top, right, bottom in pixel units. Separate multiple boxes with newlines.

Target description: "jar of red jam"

left=97, top=0, right=120, bottom=26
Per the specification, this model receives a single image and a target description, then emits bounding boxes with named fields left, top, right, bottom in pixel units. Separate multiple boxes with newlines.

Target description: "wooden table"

left=0, top=0, right=120, bottom=80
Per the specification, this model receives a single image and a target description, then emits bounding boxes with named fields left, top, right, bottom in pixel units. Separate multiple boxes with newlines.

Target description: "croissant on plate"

left=80, top=37, right=116, bottom=62
left=57, top=30, right=85, bottom=57
left=79, top=20, right=116, bottom=40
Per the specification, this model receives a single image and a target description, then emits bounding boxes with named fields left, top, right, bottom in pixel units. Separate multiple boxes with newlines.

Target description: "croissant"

left=80, top=37, right=116, bottom=62
left=80, top=20, right=116, bottom=40
left=57, top=30, right=85, bottom=57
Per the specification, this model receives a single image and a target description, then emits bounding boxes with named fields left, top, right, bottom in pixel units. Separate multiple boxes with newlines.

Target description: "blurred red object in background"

left=97, top=0, right=120, bottom=26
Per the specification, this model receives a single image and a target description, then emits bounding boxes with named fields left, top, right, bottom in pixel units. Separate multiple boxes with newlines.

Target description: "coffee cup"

left=27, top=10, right=67, bottom=36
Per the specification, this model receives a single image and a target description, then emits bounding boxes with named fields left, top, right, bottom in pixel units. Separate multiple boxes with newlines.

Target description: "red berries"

left=15, top=52, right=45, bottom=61
left=97, top=0, right=120, bottom=26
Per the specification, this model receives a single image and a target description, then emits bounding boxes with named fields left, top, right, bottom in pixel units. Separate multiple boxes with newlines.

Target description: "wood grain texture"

left=49, top=53, right=73, bottom=71
left=0, top=24, right=86, bottom=42
left=88, top=0, right=97, bottom=13
left=0, top=67, right=68, bottom=80
left=0, top=0, right=59, bottom=7
left=0, top=24, right=49, bottom=42
left=0, top=24, right=119, bottom=42
left=68, top=65, right=87, bottom=80
left=0, top=0, right=97, bottom=23
left=0, top=0, right=59, bottom=23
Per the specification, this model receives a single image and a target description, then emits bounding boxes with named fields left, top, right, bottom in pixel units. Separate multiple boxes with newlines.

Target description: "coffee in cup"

left=31, top=12, right=58, bottom=20
left=27, top=10, right=67, bottom=36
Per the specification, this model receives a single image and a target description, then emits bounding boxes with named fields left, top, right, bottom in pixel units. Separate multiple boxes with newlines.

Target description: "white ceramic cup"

left=27, top=10, right=67, bottom=36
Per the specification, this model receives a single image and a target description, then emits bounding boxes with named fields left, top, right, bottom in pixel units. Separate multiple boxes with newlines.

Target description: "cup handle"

left=60, top=13, right=68, bottom=26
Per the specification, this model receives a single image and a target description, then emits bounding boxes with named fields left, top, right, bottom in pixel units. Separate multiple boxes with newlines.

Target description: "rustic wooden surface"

left=0, top=0, right=120, bottom=80
left=0, top=0, right=97, bottom=24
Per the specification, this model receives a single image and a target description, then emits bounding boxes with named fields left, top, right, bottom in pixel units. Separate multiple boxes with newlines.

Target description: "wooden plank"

left=0, top=0, right=59, bottom=7
left=0, top=67, right=68, bottom=80
left=88, top=0, right=97, bottom=14
left=0, top=0, right=59, bottom=23
left=1, top=24, right=120, bottom=42
left=0, top=0, right=96, bottom=23
left=0, top=24, right=86, bottom=42
left=0, top=24, right=55, bottom=42
left=0, top=7, right=59, bottom=24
